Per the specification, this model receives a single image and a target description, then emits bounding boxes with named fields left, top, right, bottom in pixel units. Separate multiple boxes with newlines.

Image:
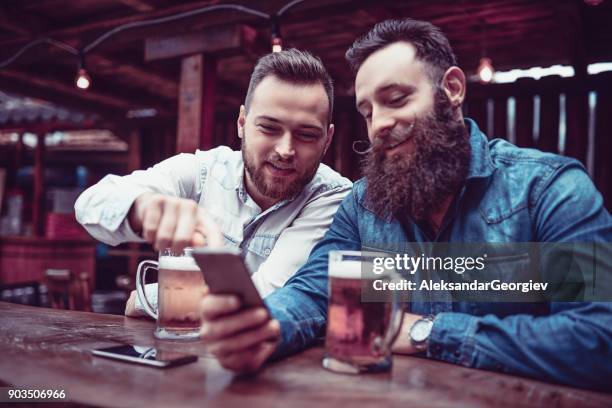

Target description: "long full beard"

left=362, top=92, right=471, bottom=222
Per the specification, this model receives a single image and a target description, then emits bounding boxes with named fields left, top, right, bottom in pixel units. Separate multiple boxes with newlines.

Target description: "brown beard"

left=241, top=138, right=321, bottom=202
left=362, top=90, right=471, bottom=222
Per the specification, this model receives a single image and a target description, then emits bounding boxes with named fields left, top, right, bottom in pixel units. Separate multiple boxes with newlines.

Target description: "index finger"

left=195, top=209, right=224, bottom=248
left=200, top=294, right=241, bottom=321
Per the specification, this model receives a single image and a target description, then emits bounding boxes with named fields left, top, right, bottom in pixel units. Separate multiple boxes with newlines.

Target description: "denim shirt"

left=265, top=119, right=612, bottom=391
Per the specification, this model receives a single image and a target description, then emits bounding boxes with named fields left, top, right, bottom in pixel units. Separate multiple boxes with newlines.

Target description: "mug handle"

left=136, top=260, right=159, bottom=320
left=373, top=276, right=405, bottom=356
left=382, top=289, right=405, bottom=349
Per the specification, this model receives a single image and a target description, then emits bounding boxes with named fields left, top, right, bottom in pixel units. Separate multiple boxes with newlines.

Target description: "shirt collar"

left=235, top=159, right=249, bottom=203
left=465, top=118, right=495, bottom=181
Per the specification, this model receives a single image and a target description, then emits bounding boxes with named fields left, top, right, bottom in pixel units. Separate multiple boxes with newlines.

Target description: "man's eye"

left=258, top=125, right=278, bottom=133
left=388, top=95, right=406, bottom=105
left=298, top=133, right=318, bottom=141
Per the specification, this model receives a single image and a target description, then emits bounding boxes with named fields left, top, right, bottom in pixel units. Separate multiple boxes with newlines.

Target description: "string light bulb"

left=271, top=37, right=283, bottom=53
left=270, top=16, right=283, bottom=52
left=75, top=54, right=91, bottom=90
left=477, top=57, right=495, bottom=83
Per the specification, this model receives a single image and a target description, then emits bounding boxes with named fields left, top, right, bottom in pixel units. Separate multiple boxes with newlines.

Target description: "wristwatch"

left=409, top=315, right=435, bottom=352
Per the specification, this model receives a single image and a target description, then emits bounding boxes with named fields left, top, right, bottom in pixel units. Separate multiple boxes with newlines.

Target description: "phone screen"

left=91, top=345, right=198, bottom=368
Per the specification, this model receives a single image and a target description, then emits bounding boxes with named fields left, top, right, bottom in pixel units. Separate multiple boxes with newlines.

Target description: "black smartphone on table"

left=191, top=247, right=266, bottom=310
left=91, top=344, right=198, bottom=368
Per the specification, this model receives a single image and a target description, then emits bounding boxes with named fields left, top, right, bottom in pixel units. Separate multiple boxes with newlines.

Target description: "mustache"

left=352, top=122, right=416, bottom=155
left=267, top=155, right=296, bottom=170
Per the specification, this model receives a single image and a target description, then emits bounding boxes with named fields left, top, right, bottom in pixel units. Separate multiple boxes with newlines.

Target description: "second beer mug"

left=136, top=248, right=206, bottom=340
left=323, top=250, right=404, bottom=374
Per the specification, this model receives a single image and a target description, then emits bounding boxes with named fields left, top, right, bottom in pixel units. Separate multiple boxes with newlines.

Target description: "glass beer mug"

left=136, top=248, right=206, bottom=340
left=323, top=250, right=404, bottom=374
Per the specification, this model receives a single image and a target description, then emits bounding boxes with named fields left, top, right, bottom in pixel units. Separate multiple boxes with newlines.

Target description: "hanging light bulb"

left=270, top=16, right=282, bottom=53
left=75, top=54, right=91, bottom=90
left=477, top=57, right=495, bottom=83
left=75, top=68, right=91, bottom=89
left=271, top=36, right=283, bottom=53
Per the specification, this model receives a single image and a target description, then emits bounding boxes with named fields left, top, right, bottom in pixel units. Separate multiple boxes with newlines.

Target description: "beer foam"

left=159, top=256, right=200, bottom=271
left=329, top=260, right=371, bottom=279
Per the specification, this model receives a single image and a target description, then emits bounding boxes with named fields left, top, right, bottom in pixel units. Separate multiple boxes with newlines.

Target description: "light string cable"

left=0, top=38, right=78, bottom=69
left=0, top=0, right=308, bottom=70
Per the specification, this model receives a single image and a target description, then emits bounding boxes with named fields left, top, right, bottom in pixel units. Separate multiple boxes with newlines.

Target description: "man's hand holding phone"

left=199, top=295, right=280, bottom=373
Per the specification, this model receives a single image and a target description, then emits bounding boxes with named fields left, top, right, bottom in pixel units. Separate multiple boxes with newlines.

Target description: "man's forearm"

left=427, top=304, right=612, bottom=391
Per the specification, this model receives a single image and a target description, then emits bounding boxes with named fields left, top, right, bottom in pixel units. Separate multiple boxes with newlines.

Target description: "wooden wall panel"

left=493, top=97, right=508, bottom=140
left=564, top=91, right=589, bottom=165
left=594, top=91, right=612, bottom=210
left=537, top=93, right=560, bottom=154
left=515, top=94, right=534, bottom=148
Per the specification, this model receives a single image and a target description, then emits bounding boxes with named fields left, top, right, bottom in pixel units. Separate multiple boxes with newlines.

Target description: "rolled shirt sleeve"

left=75, top=152, right=200, bottom=246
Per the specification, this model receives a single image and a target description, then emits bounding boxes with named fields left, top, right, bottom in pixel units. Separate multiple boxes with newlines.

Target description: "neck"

left=428, top=194, right=455, bottom=234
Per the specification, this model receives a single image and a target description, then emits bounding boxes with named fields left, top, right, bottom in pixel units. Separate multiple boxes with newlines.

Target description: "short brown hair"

left=346, top=19, right=457, bottom=85
left=245, top=48, right=334, bottom=123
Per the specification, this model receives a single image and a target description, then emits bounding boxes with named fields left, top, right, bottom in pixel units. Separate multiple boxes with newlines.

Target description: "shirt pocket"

left=245, top=234, right=278, bottom=259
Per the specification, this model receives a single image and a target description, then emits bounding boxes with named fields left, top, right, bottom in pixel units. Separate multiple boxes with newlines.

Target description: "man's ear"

left=441, top=66, right=466, bottom=109
left=323, top=123, right=335, bottom=155
left=237, top=105, right=246, bottom=139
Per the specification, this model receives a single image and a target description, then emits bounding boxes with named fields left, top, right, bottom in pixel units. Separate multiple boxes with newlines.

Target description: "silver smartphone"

left=91, top=345, right=197, bottom=368
left=191, top=247, right=266, bottom=310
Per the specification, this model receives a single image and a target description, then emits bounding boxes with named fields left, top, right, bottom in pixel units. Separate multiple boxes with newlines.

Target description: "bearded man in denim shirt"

left=198, top=19, right=612, bottom=390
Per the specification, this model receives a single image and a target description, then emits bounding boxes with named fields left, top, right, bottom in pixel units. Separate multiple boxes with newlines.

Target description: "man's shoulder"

left=482, top=139, right=590, bottom=218
left=488, top=139, right=577, bottom=174
left=194, top=145, right=241, bottom=164
left=308, top=163, right=353, bottom=194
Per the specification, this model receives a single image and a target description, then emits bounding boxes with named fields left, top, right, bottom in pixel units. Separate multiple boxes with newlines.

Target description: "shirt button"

left=263, top=248, right=271, bottom=255
left=453, top=350, right=461, bottom=358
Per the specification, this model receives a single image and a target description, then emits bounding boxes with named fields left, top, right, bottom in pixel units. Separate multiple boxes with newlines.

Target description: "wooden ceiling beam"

left=0, top=8, right=179, bottom=105
left=0, top=76, right=124, bottom=120
left=85, top=54, right=178, bottom=98
left=0, top=4, right=51, bottom=37
left=115, top=0, right=155, bottom=13
left=0, top=68, right=175, bottom=118
left=145, top=24, right=257, bottom=61
left=0, top=0, right=360, bottom=50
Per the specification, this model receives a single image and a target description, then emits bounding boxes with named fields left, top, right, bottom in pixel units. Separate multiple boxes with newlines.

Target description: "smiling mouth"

left=385, top=123, right=415, bottom=151
left=267, top=162, right=296, bottom=174
left=386, top=135, right=412, bottom=151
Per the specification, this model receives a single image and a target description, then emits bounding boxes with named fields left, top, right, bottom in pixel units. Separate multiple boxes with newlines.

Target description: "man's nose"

left=275, top=133, right=296, bottom=159
left=370, top=108, right=395, bottom=141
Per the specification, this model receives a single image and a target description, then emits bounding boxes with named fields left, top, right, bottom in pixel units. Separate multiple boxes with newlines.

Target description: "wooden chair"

left=44, top=269, right=91, bottom=311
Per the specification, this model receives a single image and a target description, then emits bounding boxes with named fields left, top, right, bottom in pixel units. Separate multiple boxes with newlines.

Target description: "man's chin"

left=260, top=178, right=299, bottom=201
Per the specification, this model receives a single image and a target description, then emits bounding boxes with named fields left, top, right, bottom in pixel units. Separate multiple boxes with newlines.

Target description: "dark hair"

left=345, top=19, right=457, bottom=85
left=245, top=48, right=334, bottom=123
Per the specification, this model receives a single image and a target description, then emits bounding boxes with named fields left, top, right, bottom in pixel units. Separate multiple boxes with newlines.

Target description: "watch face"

left=411, top=319, right=434, bottom=343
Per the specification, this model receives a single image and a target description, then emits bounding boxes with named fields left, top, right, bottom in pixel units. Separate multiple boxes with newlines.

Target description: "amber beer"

left=136, top=248, right=206, bottom=340
left=323, top=251, right=403, bottom=374
left=156, top=255, right=206, bottom=335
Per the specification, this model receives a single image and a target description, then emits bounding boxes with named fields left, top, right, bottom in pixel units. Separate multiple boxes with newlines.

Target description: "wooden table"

left=0, top=302, right=610, bottom=408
